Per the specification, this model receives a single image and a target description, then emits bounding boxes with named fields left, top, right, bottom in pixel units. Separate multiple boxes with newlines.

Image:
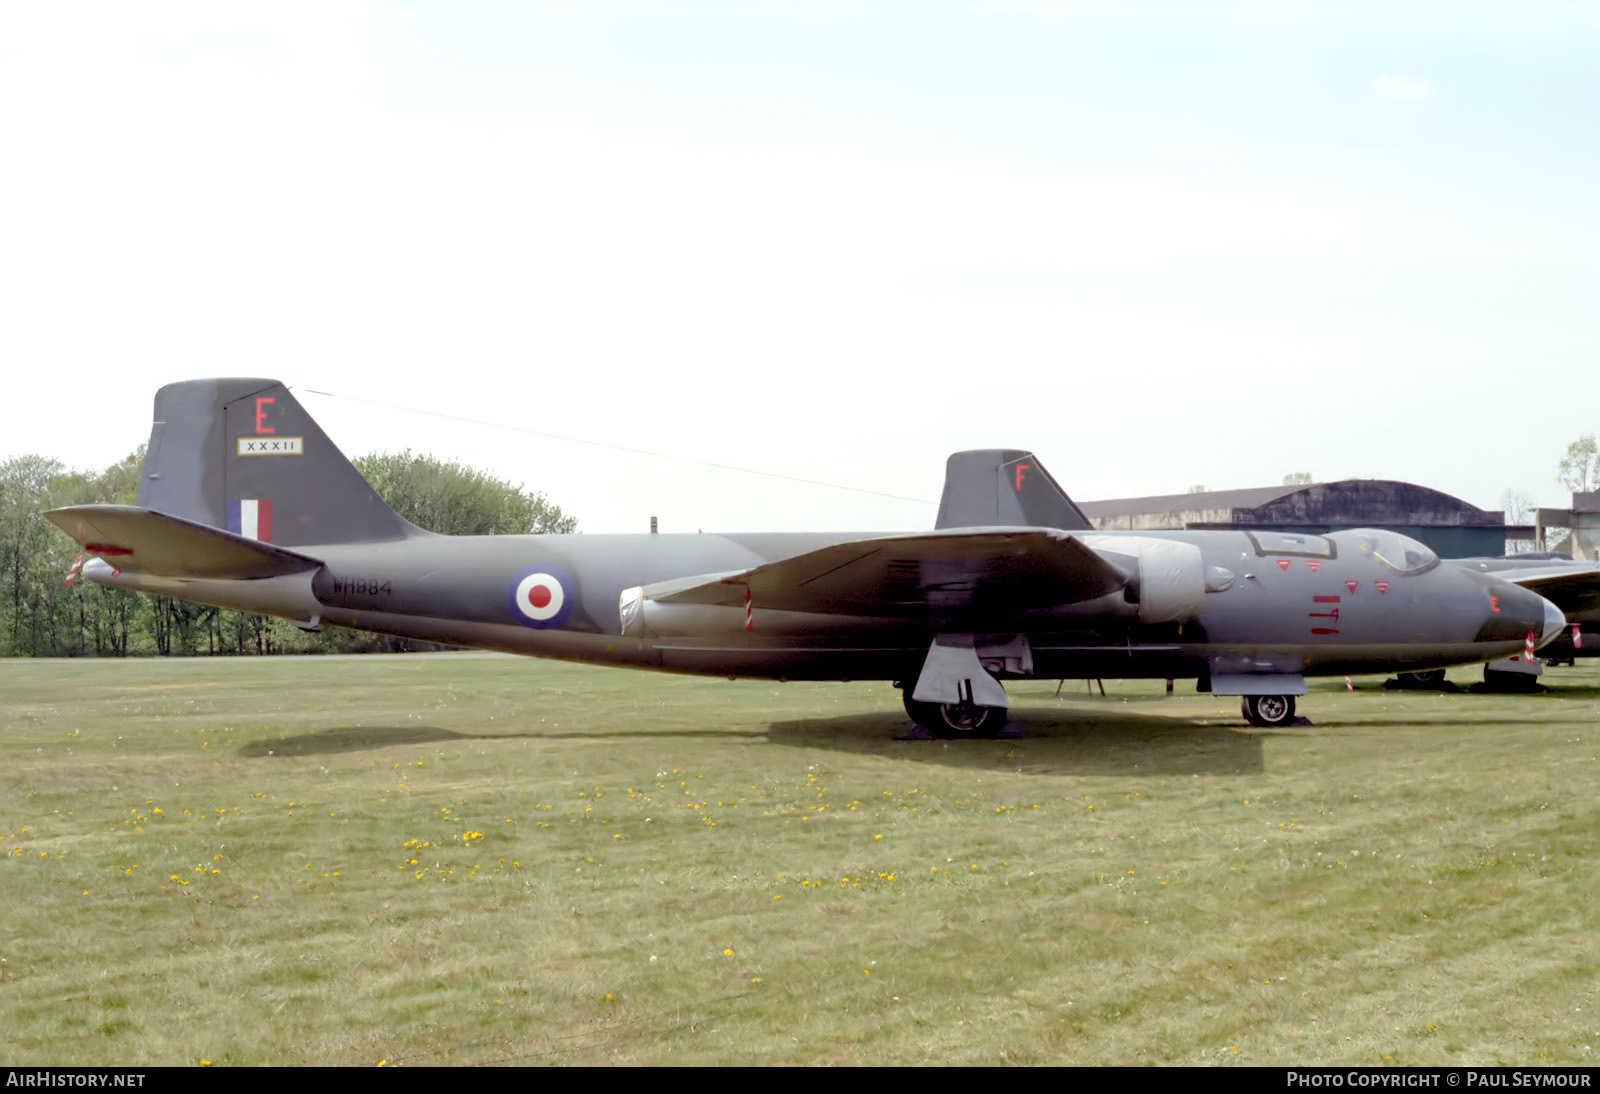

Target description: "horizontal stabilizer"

left=647, top=529, right=1127, bottom=617
left=44, top=504, right=321, bottom=580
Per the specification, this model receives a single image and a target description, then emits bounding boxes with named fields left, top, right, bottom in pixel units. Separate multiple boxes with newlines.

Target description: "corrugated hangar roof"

left=1079, top=480, right=1502, bottom=529
left=1080, top=484, right=1306, bottom=521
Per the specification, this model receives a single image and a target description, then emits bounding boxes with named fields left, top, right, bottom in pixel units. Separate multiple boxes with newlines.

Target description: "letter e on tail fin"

left=138, top=379, right=423, bottom=547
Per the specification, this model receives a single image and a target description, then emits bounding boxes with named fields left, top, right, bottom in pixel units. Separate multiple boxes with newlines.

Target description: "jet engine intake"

left=1085, top=535, right=1206, bottom=624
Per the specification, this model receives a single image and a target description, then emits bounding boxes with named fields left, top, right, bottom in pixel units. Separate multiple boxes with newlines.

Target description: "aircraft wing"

left=1458, top=560, right=1600, bottom=617
left=647, top=528, right=1128, bottom=617
left=44, top=504, right=321, bottom=580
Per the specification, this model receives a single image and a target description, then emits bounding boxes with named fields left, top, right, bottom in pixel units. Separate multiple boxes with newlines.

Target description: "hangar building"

left=1078, top=480, right=1509, bottom=559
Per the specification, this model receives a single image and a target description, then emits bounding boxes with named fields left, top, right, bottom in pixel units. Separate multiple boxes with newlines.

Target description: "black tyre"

left=1240, top=694, right=1296, bottom=728
left=903, top=694, right=1007, bottom=737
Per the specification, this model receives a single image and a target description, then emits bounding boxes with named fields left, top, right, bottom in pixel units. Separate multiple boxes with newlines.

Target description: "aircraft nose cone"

left=1539, top=595, right=1567, bottom=649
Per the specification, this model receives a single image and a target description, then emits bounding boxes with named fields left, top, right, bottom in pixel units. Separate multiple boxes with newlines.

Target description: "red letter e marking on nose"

left=255, top=397, right=276, bottom=434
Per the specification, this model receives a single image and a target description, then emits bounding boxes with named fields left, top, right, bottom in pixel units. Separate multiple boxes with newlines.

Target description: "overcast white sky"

left=3, top=2, right=1596, bottom=533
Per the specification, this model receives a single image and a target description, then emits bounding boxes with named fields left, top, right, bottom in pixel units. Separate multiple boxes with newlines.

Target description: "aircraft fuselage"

left=84, top=524, right=1554, bottom=685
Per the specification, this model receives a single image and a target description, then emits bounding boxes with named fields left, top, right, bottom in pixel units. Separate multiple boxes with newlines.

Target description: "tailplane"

left=137, top=379, right=422, bottom=547
left=935, top=449, right=1093, bottom=531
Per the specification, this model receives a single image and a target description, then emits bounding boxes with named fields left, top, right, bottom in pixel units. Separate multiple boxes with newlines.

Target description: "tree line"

left=0, top=448, right=575, bottom=657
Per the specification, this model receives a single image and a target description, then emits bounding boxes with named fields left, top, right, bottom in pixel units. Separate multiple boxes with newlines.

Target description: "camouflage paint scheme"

left=46, top=380, right=1565, bottom=734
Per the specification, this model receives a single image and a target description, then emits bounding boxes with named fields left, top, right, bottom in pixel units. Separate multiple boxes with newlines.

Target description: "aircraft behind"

left=47, top=379, right=1566, bottom=735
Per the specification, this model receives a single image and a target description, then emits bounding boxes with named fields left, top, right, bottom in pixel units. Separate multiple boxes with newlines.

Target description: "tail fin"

left=935, top=449, right=1093, bottom=531
left=138, top=379, right=422, bottom=547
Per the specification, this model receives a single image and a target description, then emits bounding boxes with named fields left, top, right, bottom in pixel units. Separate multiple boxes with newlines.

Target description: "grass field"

left=0, top=654, right=1595, bottom=1066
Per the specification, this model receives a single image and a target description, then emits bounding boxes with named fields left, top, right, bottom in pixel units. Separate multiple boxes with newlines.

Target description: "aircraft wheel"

left=1240, top=694, right=1295, bottom=728
left=903, top=694, right=1007, bottom=738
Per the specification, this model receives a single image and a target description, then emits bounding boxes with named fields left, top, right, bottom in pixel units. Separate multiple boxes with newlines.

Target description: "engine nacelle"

left=1083, top=535, right=1205, bottom=624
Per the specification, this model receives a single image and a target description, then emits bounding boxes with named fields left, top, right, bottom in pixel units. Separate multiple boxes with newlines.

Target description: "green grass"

left=0, top=655, right=1595, bottom=1065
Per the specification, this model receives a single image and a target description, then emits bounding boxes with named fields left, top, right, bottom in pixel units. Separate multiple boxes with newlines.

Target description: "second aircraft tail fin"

left=935, top=449, right=1094, bottom=532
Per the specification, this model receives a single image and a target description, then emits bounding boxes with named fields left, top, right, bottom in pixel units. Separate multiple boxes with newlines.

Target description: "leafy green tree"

left=1, top=454, right=67, bottom=654
left=1282, top=471, right=1314, bottom=486
left=1557, top=434, right=1600, bottom=493
left=17, top=446, right=179, bottom=656
left=354, top=451, right=577, bottom=535
left=325, top=451, right=578, bottom=652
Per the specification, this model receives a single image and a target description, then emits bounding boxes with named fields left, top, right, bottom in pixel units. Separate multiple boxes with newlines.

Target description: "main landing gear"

left=898, top=637, right=1017, bottom=738
left=902, top=692, right=1007, bottom=738
left=1240, top=694, right=1296, bottom=728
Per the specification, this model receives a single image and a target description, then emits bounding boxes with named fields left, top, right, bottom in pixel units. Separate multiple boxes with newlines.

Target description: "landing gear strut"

left=1240, top=694, right=1296, bottom=728
left=902, top=692, right=1007, bottom=738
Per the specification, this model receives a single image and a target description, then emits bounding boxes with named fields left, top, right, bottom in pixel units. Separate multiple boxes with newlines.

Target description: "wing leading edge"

left=638, top=529, right=1128, bottom=617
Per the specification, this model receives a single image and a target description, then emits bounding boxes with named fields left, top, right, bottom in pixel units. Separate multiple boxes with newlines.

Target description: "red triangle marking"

left=1345, top=580, right=1359, bottom=593
left=1276, top=559, right=1291, bottom=571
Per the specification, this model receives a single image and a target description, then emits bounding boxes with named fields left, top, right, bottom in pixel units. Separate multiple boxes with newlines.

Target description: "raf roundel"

left=507, top=565, right=575, bottom=629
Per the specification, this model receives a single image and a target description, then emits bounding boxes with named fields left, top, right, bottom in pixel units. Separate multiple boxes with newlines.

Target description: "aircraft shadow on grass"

left=1516, top=682, right=1600, bottom=701
left=236, top=724, right=763, bottom=757
left=234, top=683, right=1563, bottom=771
left=765, top=707, right=1274, bottom=777
left=238, top=726, right=505, bottom=756
left=1302, top=715, right=1559, bottom=729
left=232, top=712, right=1271, bottom=775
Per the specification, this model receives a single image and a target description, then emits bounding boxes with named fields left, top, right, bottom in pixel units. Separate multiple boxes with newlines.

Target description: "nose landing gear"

left=1241, top=693, right=1296, bottom=728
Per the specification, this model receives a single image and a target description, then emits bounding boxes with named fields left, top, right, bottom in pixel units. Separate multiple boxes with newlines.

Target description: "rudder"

left=934, top=449, right=1093, bottom=531
left=138, top=378, right=422, bottom=547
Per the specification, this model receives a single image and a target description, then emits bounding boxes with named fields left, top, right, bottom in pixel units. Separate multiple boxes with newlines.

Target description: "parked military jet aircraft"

left=46, top=380, right=1566, bottom=735
left=1452, top=554, right=1600, bottom=666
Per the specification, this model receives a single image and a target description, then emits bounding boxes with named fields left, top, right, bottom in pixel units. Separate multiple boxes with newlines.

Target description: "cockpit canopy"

left=1329, top=528, right=1439, bottom=575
